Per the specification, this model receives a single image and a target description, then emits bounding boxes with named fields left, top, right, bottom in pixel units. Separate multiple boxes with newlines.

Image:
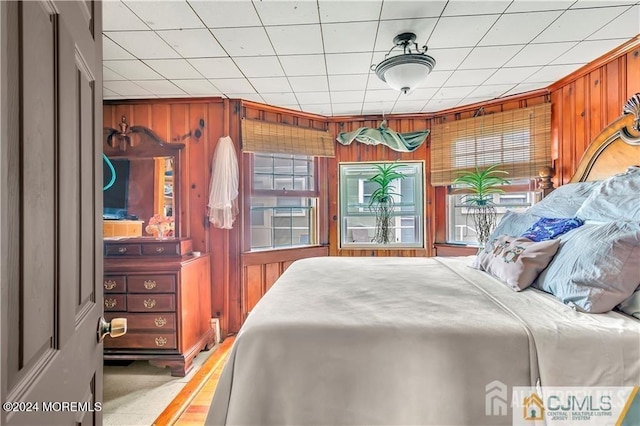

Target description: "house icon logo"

left=522, top=392, right=544, bottom=420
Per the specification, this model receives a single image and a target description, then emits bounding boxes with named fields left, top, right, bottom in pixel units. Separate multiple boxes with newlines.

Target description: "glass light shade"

left=375, top=53, right=436, bottom=94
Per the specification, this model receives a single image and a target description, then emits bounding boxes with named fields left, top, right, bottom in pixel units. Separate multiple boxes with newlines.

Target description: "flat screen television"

left=103, top=158, right=130, bottom=219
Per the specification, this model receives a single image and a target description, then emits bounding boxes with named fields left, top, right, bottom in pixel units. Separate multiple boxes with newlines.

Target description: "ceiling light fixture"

left=372, top=32, right=436, bottom=95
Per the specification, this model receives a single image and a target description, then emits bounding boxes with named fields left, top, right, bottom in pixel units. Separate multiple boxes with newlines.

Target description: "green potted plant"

left=452, top=164, right=509, bottom=247
left=368, top=163, right=405, bottom=244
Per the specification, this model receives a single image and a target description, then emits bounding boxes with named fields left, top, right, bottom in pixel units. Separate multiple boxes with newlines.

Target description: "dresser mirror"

left=103, top=117, right=185, bottom=238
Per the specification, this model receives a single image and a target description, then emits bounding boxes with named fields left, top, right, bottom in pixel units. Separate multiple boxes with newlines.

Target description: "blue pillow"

left=521, top=217, right=584, bottom=242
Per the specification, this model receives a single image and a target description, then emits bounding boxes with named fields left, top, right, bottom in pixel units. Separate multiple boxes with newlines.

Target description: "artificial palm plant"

left=453, top=164, right=509, bottom=246
left=368, top=163, right=405, bottom=244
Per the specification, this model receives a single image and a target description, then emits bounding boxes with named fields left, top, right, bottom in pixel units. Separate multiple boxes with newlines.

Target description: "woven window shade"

left=241, top=119, right=335, bottom=157
left=430, top=103, right=551, bottom=186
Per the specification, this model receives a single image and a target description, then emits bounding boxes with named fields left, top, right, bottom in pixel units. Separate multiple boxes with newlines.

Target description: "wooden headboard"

left=570, top=94, right=640, bottom=183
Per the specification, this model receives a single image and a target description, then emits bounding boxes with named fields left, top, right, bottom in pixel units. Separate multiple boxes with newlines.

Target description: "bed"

left=206, top=96, right=640, bottom=426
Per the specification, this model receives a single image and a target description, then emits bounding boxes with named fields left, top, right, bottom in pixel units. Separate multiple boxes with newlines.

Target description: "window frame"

left=338, top=160, right=425, bottom=250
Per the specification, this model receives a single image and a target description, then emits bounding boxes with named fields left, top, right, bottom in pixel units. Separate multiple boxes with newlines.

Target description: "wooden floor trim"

left=152, top=337, right=235, bottom=426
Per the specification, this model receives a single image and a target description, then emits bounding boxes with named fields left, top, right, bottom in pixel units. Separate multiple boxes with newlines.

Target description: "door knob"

left=98, top=316, right=127, bottom=342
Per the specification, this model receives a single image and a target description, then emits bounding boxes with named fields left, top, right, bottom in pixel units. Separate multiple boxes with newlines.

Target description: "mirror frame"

left=103, top=121, right=185, bottom=238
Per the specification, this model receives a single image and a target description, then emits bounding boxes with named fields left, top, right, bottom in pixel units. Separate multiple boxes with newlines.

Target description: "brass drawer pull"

left=104, top=280, right=117, bottom=290
left=117, top=247, right=127, bottom=253
left=155, top=336, right=167, bottom=347
left=143, top=280, right=157, bottom=290
left=104, top=298, right=117, bottom=309
left=143, top=298, right=156, bottom=309
left=155, top=247, right=165, bottom=253
left=154, top=317, right=167, bottom=327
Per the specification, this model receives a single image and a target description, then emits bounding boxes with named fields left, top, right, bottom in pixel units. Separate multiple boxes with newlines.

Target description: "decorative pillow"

left=575, top=166, right=640, bottom=222
left=528, top=181, right=600, bottom=218
left=619, top=289, right=640, bottom=319
left=486, top=211, right=541, bottom=245
left=521, top=217, right=584, bottom=242
left=473, top=235, right=561, bottom=291
left=534, top=221, right=640, bottom=313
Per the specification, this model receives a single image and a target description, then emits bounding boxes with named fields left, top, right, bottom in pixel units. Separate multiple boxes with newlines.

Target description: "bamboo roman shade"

left=241, top=118, right=334, bottom=157
left=430, top=103, right=551, bottom=186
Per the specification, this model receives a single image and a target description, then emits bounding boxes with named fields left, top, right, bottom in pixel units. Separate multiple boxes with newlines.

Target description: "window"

left=446, top=180, right=541, bottom=245
left=339, top=162, right=424, bottom=248
left=249, top=153, right=317, bottom=251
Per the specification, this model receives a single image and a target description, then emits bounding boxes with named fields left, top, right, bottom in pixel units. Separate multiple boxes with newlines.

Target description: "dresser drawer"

left=105, top=244, right=142, bottom=256
left=142, top=242, right=180, bottom=256
left=103, top=332, right=177, bottom=350
left=127, top=294, right=175, bottom=312
left=105, top=313, right=176, bottom=331
left=104, top=294, right=126, bottom=311
left=127, top=275, right=175, bottom=293
left=103, top=276, right=126, bottom=293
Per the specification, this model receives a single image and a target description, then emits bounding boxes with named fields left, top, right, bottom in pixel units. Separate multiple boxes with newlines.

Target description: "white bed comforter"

left=206, top=256, right=640, bottom=426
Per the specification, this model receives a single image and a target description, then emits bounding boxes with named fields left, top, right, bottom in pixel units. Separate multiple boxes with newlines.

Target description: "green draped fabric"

left=336, top=120, right=429, bottom=152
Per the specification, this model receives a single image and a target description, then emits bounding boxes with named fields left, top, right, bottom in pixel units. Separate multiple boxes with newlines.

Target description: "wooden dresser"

left=103, top=237, right=215, bottom=377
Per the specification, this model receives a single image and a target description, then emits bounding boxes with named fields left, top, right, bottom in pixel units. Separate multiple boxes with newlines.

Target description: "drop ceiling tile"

left=534, top=6, right=628, bottom=43
left=322, top=22, right=378, bottom=53
left=328, top=75, right=368, bottom=91
left=364, top=89, right=402, bottom=103
left=422, top=98, right=461, bottom=112
left=319, top=0, right=382, bottom=23
left=587, top=5, right=640, bottom=40
left=209, top=78, right=256, bottom=94
left=235, top=93, right=266, bottom=103
left=380, top=1, right=447, bottom=20
left=190, top=1, right=262, bottom=28
left=445, top=69, right=496, bottom=86
left=106, top=31, right=180, bottom=59
left=102, top=1, right=148, bottom=31
left=261, top=92, right=299, bottom=105
left=143, top=59, right=202, bottom=79
left=326, top=53, right=374, bottom=75
left=300, top=104, right=333, bottom=115
left=467, top=84, right=514, bottom=98
left=156, top=29, right=227, bottom=58
left=103, top=87, right=120, bottom=98
left=130, top=80, right=186, bottom=96
left=123, top=1, right=203, bottom=30
left=428, top=15, right=500, bottom=48
left=551, top=39, right=627, bottom=65
left=366, top=74, right=395, bottom=90
left=104, top=60, right=163, bottom=80
left=505, top=42, right=577, bottom=67
left=479, top=10, right=564, bottom=46
left=172, top=79, right=222, bottom=96
left=570, top=0, right=636, bottom=8
left=502, top=82, right=549, bottom=96
left=266, top=25, right=324, bottom=55
left=331, top=103, right=364, bottom=115
left=523, top=64, right=582, bottom=83
left=403, top=87, right=438, bottom=100
left=103, top=67, right=126, bottom=81
left=103, top=80, right=153, bottom=97
left=234, top=56, right=285, bottom=78
left=279, top=55, right=327, bottom=76
left=457, top=96, right=493, bottom=107
left=254, top=1, right=319, bottom=25
left=361, top=102, right=394, bottom=114
left=296, top=92, right=331, bottom=104
left=103, top=36, right=135, bottom=60
left=459, top=45, right=524, bottom=70
left=442, top=0, right=511, bottom=16
left=424, top=47, right=473, bottom=71
left=420, top=70, right=455, bottom=88
left=249, top=77, right=292, bottom=93
left=483, top=66, right=542, bottom=85
left=211, top=27, right=275, bottom=57
left=188, top=58, right=243, bottom=79
left=288, top=76, right=329, bottom=92
left=433, top=86, right=478, bottom=99
left=331, top=90, right=365, bottom=104
left=374, top=18, right=438, bottom=52
left=505, top=1, right=575, bottom=13
left=393, top=100, right=430, bottom=113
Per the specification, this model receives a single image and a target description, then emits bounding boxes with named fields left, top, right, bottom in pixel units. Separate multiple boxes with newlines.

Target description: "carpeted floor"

left=103, top=349, right=216, bottom=426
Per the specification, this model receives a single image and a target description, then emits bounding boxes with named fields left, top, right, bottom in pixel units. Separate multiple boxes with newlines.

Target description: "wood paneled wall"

left=104, top=37, right=639, bottom=333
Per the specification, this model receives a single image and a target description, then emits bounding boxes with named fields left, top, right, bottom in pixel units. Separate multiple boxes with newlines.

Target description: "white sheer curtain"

left=207, top=136, right=239, bottom=229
